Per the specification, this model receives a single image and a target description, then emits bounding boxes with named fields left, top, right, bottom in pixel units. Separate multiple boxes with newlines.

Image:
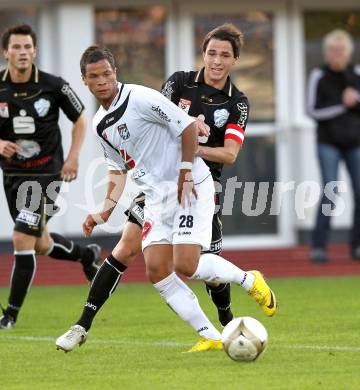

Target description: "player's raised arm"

left=196, top=97, right=249, bottom=165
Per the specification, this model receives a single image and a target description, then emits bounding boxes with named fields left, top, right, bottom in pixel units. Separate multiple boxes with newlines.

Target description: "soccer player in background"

left=0, top=24, right=101, bottom=329
left=56, top=34, right=277, bottom=353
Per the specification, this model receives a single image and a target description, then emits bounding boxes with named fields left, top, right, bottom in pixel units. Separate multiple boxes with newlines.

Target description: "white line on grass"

left=0, top=335, right=360, bottom=351
left=272, top=345, right=360, bottom=351
left=0, top=335, right=187, bottom=347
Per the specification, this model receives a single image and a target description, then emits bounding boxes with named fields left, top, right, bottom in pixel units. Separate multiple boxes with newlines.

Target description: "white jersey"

left=93, top=83, right=211, bottom=195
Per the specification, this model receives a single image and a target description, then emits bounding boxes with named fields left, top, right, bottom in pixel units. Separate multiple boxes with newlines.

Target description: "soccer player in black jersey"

left=0, top=24, right=101, bottom=329
left=159, top=24, right=250, bottom=326
left=56, top=24, right=277, bottom=353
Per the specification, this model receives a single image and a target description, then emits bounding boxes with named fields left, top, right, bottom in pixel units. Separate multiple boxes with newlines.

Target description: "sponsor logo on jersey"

left=16, top=139, right=41, bottom=160
left=151, top=105, right=171, bottom=122
left=16, top=210, right=41, bottom=226
left=236, top=102, right=248, bottom=128
left=177, top=231, right=191, bottom=235
left=161, top=80, right=174, bottom=100
left=0, top=102, right=9, bottom=118
left=34, top=98, right=51, bottom=117
left=214, top=108, right=230, bottom=128
left=118, top=123, right=130, bottom=140
left=179, top=98, right=192, bottom=114
left=132, top=168, right=146, bottom=180
left=15, top=155, right=52, bottom=169
left=13, top=113, right=35, bottom=134
left=142, top=219, right=153, bottom=240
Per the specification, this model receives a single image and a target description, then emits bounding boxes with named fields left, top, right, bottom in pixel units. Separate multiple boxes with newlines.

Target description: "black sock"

left=48, top=232, right=94, bottom=266
left=205, top=283, right=232, bottom=311
left=76, top=255, right=127, bottom=331
left=6, top=251, right=37, bottom=321
left=206, top=282, right=233, bottom=326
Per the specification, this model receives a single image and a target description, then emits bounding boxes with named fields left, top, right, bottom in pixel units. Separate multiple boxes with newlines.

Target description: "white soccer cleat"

left=56, top=325, right=88, bottom=353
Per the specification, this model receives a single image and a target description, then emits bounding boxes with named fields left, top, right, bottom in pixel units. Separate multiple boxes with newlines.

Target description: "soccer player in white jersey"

left=56, top=46, right=277, bottom=353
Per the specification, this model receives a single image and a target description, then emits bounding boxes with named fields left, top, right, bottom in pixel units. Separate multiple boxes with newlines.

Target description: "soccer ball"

left=221, top=316, right=268, bottom=362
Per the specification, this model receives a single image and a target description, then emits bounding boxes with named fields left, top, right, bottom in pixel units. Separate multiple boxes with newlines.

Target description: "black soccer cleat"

left=0, top=306, right=16, bottom=330
left=82, top=244, right=101, bottom=282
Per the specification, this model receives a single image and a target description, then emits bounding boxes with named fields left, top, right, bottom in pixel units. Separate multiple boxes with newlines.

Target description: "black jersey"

left=307, top=64, right=360, bottom=149
left=0, top=66, right=84, bottom=175
left=161, top=68, right=249, bottom=182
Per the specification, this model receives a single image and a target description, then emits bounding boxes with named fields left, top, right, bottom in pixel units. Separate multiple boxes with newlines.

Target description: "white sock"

left=190, top=253, right=255, bottom=291
left=153, top=273, right=221, bottom=340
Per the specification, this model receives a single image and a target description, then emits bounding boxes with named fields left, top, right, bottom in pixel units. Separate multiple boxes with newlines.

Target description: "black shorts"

left=124, top=192, right=145, bottom=227
left=3, top=173, right=62, bottom=237
left=124, top=191, right=223, bottom=254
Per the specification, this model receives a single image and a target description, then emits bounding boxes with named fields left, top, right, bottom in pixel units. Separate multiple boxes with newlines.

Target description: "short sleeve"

left=135, top=86, right=195, bottom=138
left=57, top=78, right=85, bottom=122
left=224, top=97, right=250, bottom=145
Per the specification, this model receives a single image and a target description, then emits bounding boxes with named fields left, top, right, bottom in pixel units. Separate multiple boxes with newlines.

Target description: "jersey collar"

left=195, top=67, right=233, bottom=97
left=1, top=65, right=39, bottom=83
left=108, top=82, right=124, bottom=110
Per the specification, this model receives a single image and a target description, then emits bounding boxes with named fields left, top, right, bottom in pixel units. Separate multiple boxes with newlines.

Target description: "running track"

left=1, top=244, right=360, bottom=286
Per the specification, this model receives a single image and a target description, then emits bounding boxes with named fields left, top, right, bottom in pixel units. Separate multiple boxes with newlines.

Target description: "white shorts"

left=141, top=175, right=215, bottom=251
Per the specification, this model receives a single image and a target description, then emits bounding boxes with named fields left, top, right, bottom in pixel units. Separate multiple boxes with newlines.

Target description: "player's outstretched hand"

left=61, top=157, right=79, bottom=182
left=83, top=214, right=99, bottom=237
left=195, top=114, right=210, bottom=137
left=0, top=140, right=21, bottom=158
left=178, top=170, right=197, bottom=207
left=83, top=211, right=111, bottom=236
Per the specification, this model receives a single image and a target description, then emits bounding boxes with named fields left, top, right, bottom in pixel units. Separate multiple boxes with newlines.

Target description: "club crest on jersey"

left=214, top=109, right=230, bottom=128
left=179, top=98, right=192, bottom=114
left=34, top=98, right=50, bottom=117
left=0, top=102, right=9, bottom=118
left=118, top=124, right=130, bottom=140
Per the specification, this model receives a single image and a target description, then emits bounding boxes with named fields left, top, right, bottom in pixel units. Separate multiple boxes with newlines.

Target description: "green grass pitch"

left=1, top=276, right=359, bottom=390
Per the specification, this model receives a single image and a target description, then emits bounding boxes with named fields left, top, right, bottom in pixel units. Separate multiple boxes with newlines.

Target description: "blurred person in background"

left=0, top=24, right=101, bottom=329
left=307, top=29, right=360, bottom=263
